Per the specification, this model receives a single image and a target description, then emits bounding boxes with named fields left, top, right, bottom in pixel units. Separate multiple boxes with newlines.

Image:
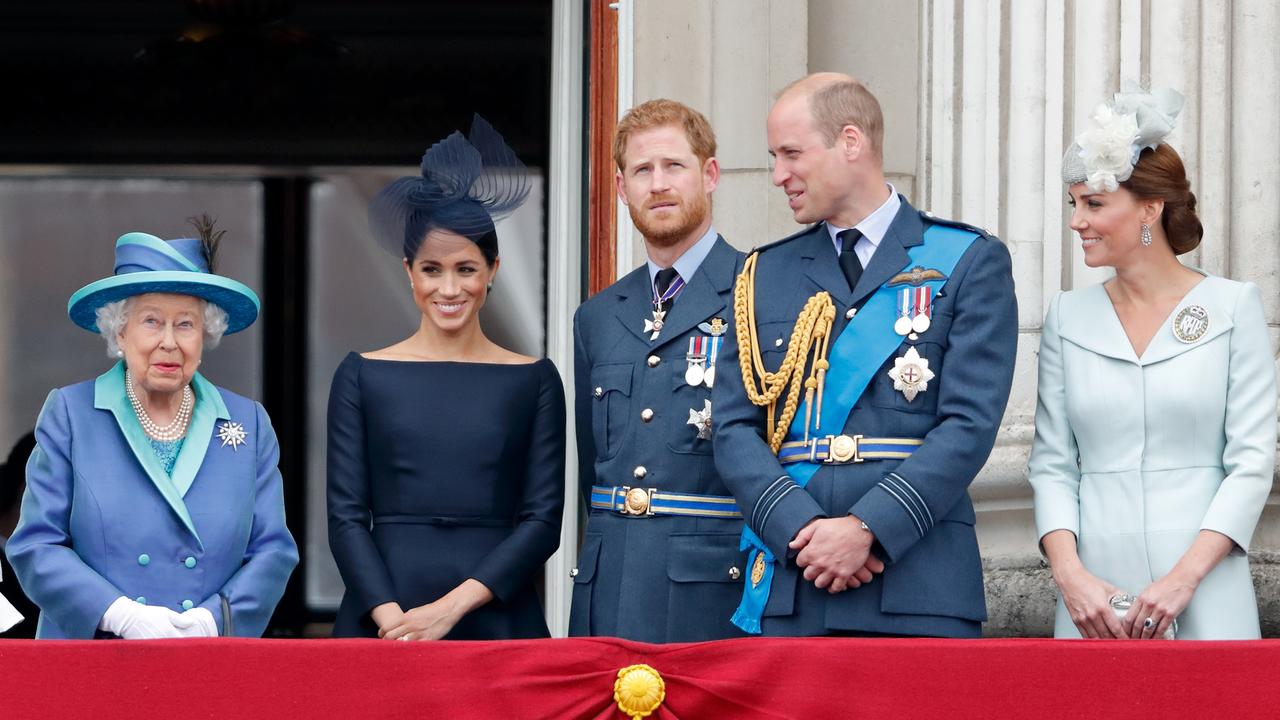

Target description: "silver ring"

left=397, top=635, right=410, bottom=641
left=1142, top=617, right=1155, bottom=630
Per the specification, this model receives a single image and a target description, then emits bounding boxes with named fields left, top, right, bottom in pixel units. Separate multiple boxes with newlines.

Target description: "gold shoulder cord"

left=733, top=252, right=836, bottom=454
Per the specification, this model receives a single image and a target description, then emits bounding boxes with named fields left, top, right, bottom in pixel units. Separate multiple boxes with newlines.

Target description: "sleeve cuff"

left=850, top=473, right=936, bottom=563
left=753, top=475, right=826, bottom=558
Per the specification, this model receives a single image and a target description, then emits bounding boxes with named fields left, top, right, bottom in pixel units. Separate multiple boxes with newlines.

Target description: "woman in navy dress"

left=327, top=116, right=565, bottom=640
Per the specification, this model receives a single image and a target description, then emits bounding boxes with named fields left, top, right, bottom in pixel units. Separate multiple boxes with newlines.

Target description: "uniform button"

left=729, top=566, right=742, bottom=581
left=846, top=307, right=857, bottom=319
left=137, top=554, right=150, bottom=566
left=633, top=466, right=647, bottom=479
left=135, top=596, right=147, bottom=605
left=594, top=387, right=603, bottom=398
left=184, top=556, right=197, bottom=569
left=647, top=355, right=661, bottom=368
left=182, top=600, right=194, bottom=611
left=569, top=568, right=579, bottom=578
left=774, top=338, right=784, bottom=347
left=641, top=408, right=654, bottom=422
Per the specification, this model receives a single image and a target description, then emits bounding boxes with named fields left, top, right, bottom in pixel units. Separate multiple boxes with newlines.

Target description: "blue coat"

left=6, top=363, right=298, bottom=638
left=712, top=199, right=1017, bottom=637
left=568, top=236, right=749, bottom=642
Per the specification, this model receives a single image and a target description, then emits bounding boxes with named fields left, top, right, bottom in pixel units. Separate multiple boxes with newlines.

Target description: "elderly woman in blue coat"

left=5, top=220, right=298, bottom=638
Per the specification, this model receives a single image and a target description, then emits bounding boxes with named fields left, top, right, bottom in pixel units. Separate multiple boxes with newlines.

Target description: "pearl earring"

left=1140, top=223, right=1152, bottom=246
left=116, top=350, right=124, bottom=358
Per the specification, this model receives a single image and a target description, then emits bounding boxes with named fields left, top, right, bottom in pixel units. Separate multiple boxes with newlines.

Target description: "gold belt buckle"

left=620, top=486, right=656, bottom=516
left=826, top=434, right=863, bottom=463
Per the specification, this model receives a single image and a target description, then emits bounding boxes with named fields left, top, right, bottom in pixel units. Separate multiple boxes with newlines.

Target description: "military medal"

left=646, top=273, right=686, bottom=340
left=888, top=346, right=934, bottom=402
left=1172, top=304, right=1209, bottom=344
left=911, top=286, right=932, bottom=334
left=644, top=309, right=667, bottom=341
left=894, top=288, right=913, bottom=336
left=703, top=334, right=722, bottom=388
left=685, top=336, right=707, bottom=386
left=687, top=399, right=713, bottom=440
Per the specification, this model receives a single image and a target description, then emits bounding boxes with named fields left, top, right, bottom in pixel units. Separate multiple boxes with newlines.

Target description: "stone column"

left=630, top=0, right=808, bottom=258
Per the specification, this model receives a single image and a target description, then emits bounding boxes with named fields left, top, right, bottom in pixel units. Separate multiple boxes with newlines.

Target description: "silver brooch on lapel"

left=1172, top=305, right=1209, bottom=344
left=888, top=346, right=935, bottom=402
left=217, top=421, right=247, bottom=451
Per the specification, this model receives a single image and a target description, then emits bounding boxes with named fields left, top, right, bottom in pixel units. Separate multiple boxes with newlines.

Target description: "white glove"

left=99, top=596, right=188, bottom=639
left=173, top=607, right=219, bottom=637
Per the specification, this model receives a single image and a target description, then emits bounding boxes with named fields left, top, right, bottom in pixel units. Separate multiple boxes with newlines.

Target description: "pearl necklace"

left=125, top=370, right=193, bottom=441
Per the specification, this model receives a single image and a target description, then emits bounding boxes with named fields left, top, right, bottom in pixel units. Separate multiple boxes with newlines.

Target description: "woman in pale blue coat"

left=1030, top=89, right=1276, bottom=640
left=5, top=219, right=298, bottom=638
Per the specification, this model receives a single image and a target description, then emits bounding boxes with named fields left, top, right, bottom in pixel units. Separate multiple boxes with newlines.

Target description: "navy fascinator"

left=370, top=114, right=531, bottom=262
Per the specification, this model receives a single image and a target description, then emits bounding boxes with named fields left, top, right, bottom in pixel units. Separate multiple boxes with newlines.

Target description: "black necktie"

left=654, top=267, right=680, bottom=311
left=838, top=229, right=864, bottom=292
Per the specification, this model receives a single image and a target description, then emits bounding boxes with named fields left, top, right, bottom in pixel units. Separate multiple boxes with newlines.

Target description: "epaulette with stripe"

left=745, top=222, right=824, bottom=256
left=917, top=210, right=999, bottom=241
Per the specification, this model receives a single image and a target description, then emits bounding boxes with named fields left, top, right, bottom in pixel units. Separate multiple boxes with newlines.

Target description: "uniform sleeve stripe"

left=758, top=484, right=798, bottom=535
left=752, top=475, right=793, bottom=527
left=876, top=482, right=925, bottom=537
left=882, top=472, right=933, bottom=531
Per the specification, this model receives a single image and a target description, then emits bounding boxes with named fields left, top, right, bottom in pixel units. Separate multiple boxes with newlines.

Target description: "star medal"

left=1172, top=305, right=1209, bottom=344
left=217, top=421, right=248, bottom=451
left=888, top=346, right=934, bottom=402
left=685, top=335, right=707, bottom=386
left=687, top=399, right=713, bottom=440
left=647, top=272, right=686, bottom=341
left=911, top=286, right=932, bottom=334
left=894, top=287, right=913, bottom=336
left=644, top=308, right=667, bottom=341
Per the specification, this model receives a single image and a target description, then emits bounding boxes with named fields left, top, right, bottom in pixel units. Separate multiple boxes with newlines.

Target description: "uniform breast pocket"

left=868, top=314, right=951, bottom=416
left=667, top=365, right=712, bottom=455
left=590, top=363, right=634, bottom=460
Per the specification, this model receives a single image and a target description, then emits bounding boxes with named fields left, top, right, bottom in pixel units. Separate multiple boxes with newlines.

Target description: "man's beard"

left=629, top=190, right=710, bottom=248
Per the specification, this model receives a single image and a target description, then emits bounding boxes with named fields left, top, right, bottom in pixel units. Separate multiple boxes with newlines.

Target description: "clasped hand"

left=105, top=597, right=216, bottom=639
left=377, top=599, right=461, bottom=642
left=789, top=516, right=885, bottom=593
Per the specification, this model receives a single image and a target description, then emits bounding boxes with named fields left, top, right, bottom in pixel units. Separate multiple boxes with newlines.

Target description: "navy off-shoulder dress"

left=327, top=353, right=565, bottom=638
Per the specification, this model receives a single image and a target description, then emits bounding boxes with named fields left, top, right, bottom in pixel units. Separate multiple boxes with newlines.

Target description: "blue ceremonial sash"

left=731, top=223, right=979, bottom=634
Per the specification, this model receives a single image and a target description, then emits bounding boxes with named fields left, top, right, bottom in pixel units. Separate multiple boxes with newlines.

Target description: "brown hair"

left=1121, top=143, right=1203, bottom=255
left=801, top=78, right=884, bottom=160
left=613, top=99, right=717, bottom=172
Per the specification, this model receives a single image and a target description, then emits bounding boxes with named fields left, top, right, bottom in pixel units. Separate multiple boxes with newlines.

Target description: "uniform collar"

left=646, top=224, right=719, bottom=294
left=825, top=183, right=900, bottom=254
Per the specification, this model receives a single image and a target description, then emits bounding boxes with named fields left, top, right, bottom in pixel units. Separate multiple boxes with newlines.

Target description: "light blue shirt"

left=646, top=225, right=719, bottom=297
left=825, top=184, right=900, bottom=269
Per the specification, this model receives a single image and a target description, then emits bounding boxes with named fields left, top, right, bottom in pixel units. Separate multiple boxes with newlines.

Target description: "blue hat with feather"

left=67, top=218, right=260, bottom=335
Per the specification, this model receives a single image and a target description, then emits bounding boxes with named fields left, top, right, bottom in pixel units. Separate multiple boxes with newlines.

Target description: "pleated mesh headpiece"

left=370, top=114, right=530, bottom=261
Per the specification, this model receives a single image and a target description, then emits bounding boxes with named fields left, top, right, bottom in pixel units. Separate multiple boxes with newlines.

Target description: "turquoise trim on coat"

left=93, top=362, right=229, bottom=546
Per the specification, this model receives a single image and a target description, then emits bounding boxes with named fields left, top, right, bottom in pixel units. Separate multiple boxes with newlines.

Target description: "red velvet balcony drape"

left=4, top=637, right=1279, bottom=718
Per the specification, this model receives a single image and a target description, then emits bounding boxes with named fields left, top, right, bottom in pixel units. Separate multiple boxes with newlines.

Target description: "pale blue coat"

left=1030, top=275, right=1277, bottom=639
left=6, top=363, right=298, bottom=638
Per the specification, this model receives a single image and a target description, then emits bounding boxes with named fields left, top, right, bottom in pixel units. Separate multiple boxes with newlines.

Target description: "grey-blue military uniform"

left=712, top=197, right=1018, bottom=637
left=568, top=230, right=748, bottom=642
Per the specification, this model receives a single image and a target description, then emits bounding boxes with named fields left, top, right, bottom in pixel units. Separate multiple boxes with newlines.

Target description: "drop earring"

left=1140, top=223, right=1152, bottom=246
